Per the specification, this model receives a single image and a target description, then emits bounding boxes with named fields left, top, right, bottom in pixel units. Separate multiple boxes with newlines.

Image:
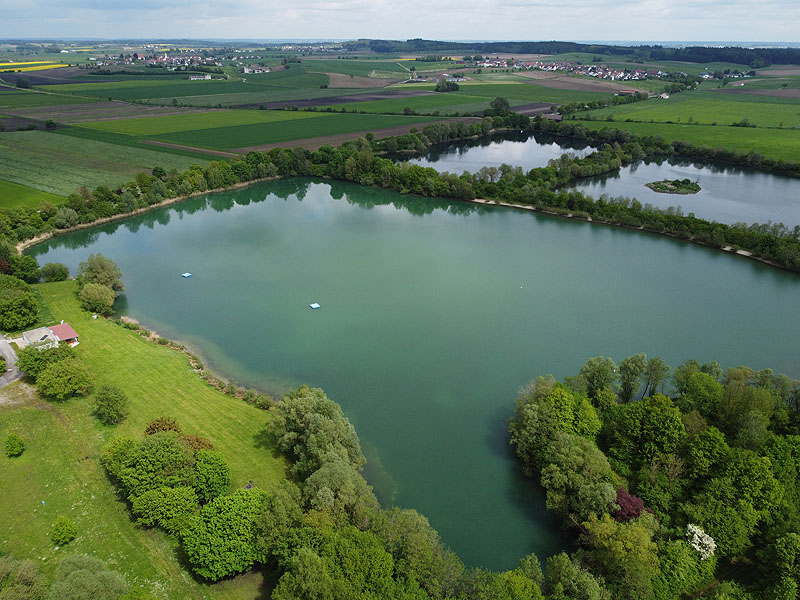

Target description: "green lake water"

left=29, top=177, right=800, bottom=569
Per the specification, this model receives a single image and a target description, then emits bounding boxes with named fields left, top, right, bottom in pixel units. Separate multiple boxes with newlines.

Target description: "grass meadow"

left=578, top=120, right=800, bottom=162
left=581, top=90, right=800, bottom=128
left=0, top=131, right=204, bottom=195
left=0, top=178, right=64, bottom=208
left=0, top=281, right=286, bottom=598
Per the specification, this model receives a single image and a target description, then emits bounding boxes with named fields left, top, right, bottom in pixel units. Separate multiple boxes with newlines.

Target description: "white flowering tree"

left=687, top=523, right=717, bottom=560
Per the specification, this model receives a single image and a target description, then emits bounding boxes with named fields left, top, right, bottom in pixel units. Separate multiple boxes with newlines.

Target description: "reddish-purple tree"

left=613, top=486, right=644, bottom=521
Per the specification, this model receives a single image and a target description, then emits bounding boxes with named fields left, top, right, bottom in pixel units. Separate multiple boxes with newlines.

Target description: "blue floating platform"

left=181, top=272, right=192, bottom=278
left=309, top=302, right=321, bottom=309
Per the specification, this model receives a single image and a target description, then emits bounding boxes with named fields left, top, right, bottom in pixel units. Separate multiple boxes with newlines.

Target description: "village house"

left=20, top=322, right=79, bottom=350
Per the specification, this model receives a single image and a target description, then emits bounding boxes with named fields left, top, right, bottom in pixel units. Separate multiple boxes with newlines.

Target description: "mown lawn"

left=577, top=120, right=800, bottom=162
left=0, top=280, right=286, bottom=598
left=0, top=178, right=64, bottom=208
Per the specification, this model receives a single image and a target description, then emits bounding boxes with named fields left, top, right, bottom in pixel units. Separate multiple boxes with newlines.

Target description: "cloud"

left=0, top=0, right=797, bottom=42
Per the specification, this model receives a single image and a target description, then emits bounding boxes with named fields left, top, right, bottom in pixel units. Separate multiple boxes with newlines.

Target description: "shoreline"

left=16, top=176, right=279, bottom=253
left=468, top=197, right=796, bottom=275
left=16, top=171, right=797, bottom=278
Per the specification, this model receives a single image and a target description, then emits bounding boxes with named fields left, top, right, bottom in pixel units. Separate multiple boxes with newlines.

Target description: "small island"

left=645, top=178, right=701, bottom=194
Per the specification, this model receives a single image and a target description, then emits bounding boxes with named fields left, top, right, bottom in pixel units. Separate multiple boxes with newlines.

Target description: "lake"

left=28, top=177, right=800, bottom=570
left=406, top=133, right=800, bottom=227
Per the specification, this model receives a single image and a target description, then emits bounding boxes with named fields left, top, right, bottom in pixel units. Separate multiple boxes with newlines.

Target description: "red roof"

left=49, top=323, right=79, bottom=341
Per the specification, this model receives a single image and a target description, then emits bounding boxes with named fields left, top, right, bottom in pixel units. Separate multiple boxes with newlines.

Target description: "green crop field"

left=578, top=120, right=800, bottom=162
left=144, top=87, right=370, bottom=107
left=423, top=82, right=613, bottom=104
left=152, top=113, right=443, bottom=150
left=0, top=130, right=206, bottom=195
left=79, top=108, right=322, bottom=136
left=0, top=178, right=64, bottom=208
left=318, top=92, right=493, bottom=114
left=46, top=79, right=273, bottom=101
left=0, top=281, right=286, bottom=598
left=300, top=58, right=409, bottom=78
left=580, top=91, right=800, bottom=128
left=0, top=90, right=99, bottom=108
left=241, top=69, right=329, bottom=89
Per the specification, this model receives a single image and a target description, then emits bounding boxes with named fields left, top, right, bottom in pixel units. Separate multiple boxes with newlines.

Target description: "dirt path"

left=233, top=117, right=482, bottom=153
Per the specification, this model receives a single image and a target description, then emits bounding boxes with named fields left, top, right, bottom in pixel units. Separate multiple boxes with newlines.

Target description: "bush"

left=41, top=262, right=70, bottom=282
left=50, top=516, right=77, bottom=545
left=47, top=554, right=128, bottom=600
left=193, top=450, right=231, bottom=502
left=9, top=254, right=40, bottom=284
left=37, top=359, right=93, bottom=401
left=78, top=282, right=115, bottom=315
left=94, top=385, right=129, bottom=425
left=0, top=274, right=38, bottom=331
left=130, top=486, right=199, bottom=534
left=5, top=432, right=25, bottom=457
left=144, top=417, right=181, bottom=436
left=17, top=344, right=74, bottom=378
left=182, top=434, right=214, bottom=452
left=77, top=254, right=124, bottom=295
left=52, top=207, right=80, bottom=229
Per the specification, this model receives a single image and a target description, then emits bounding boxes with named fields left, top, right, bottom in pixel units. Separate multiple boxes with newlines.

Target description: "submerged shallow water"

left=29, top=178, right=800, bottom=569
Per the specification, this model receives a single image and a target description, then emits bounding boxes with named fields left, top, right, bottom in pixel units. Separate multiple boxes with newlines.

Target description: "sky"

left=1, top=0, right=798, bottom=43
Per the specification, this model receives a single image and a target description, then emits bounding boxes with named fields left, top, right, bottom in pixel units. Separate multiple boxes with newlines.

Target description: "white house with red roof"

left=49, top=323, right=79, bottom=347
left=20, top=322, right=79, bottom=349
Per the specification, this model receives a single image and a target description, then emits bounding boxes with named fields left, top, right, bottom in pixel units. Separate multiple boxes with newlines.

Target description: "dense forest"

left=344, top=39, right=800, bottom=67
left=509, top=354, right=800, bottom=599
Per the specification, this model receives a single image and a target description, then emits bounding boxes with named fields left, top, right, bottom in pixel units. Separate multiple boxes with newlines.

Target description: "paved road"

left=0, top=335, right=21, bottom=388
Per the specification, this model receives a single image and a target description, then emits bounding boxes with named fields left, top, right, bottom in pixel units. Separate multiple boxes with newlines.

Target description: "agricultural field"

left=0, top=130, right=206, bottom=195
left=579, top=90, right=800, bottom=128
left=0, top=280, right=286, bottom=598
left=300, top=58, right=409, bottom=78
left=396, top=81, right=615, bottom=105
left=148, top=113, right=444, bottom=151
left=145, top=87, right=370, bottom=107
left=317, top=92, right=495, bottom=114
left=78, top=108, right=323, bottom=136
left=0, top=90, right=99, bottom=108
left=0, top=178, right=64, bottom=208
left=577, top=120, right=800, bottom=162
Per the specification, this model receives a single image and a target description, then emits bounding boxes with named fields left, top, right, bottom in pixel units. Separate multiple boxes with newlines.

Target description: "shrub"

left=182, top=488, right=269, bottom=580
left=9, top=254, right=40, bottom=284
left=37, top=359, right=93, bottom=401
left=52, top=207, right=80, bottom=229
left=17, top=344, right=74, bottom=378
left=0, top=274, right=38, bottom=331
left=5, top=433, right=25, bottom=457
left=94, top=385, right=129, bottom=425
left=48, top=554, right=128, bottom=600
left=182, top=434, right=214, bottom=452
left=193, top=450, right=231, bottom=502
left=131, top=486, right=199, bottom=534
left=144, top=417, right=181, bottom=436
left=50, top=516, right=77, bottom=545
left=77, top=254, right=124, bottom=295
left=78, top=282, right=115, bottom=315
left=41, top=262, right=70, bottom=282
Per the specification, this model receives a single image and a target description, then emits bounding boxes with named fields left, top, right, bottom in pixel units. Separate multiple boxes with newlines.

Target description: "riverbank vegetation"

left=509, top=353, right=800, bottom=599
left=645, top=179, right=701, bottom=195
left=3, top=110, right=800, bottom=275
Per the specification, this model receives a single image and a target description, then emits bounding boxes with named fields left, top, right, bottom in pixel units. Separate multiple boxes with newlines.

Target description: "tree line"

left=3, top=108, right=800, bottom=275
left=509, top=354, right=800, bottom=599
